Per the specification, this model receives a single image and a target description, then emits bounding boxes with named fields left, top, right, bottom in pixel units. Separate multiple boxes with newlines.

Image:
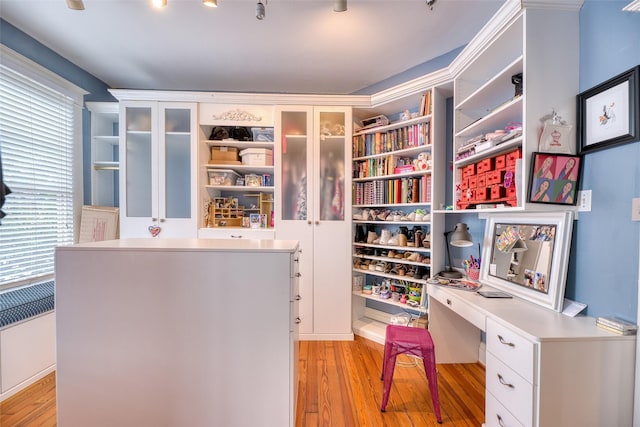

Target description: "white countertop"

left=58, top=238, right=299, bottom=253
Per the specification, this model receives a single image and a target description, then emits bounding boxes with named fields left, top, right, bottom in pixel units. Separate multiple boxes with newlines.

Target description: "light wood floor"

left=0, top=336, right=485, bottom=426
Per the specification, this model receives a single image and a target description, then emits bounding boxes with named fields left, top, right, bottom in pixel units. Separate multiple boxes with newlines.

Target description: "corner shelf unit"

left=351, top=86, right=448, bottom=343
left=87, top=102, right=119, bottom=207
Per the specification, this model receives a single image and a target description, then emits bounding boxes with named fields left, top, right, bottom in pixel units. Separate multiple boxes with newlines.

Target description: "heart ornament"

left=148, top=225, right=161, bottom=237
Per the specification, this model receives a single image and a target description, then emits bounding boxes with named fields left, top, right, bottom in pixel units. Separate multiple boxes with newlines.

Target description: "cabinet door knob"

left=295, top=272, right=302, bottom=277
left=446, top=299, right=452, bottom=305
left=159, top=218, right=166, bottom=223
left=497, top=373, right=515, bottom=389
left=307, top=220, right=312, bottom=225
left=497, top=335, right=515, bottom=347
left=295, top=295, right=301, bottom=301
left=315, top=220, right=320, bottom=225
left=151, top=218, right=158, bottom=222
left=295, top=317, right=302, bottom=324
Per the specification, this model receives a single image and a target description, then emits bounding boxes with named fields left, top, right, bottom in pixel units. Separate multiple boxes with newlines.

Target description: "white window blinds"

left=0, top=55, right=79, bottom=289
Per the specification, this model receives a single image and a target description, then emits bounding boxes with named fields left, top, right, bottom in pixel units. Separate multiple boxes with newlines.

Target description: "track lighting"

left=256, top=1, right=266, bottom=20
left=152, top=0, right=168, bottom=7
left=426, top=0, right=436, bottom=10
left=66, top=0, right=85, bottom=10
left=333, top=0, right=347, bottom=12
left=202, top=0, right=218, bottom=7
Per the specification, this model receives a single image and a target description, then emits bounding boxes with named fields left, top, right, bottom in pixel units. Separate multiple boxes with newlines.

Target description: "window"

left=0, top=46, right=86, bottom=290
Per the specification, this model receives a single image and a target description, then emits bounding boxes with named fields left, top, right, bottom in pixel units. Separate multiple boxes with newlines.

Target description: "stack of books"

left=596, top=316, right=638, bottom=335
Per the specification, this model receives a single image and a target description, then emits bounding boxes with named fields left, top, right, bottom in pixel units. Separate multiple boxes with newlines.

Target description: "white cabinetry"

left=428, top=284, right=636, bottom=427
left=453, top=7, right=579, bottom=211
left=55, top=238, right=300, bottom=426
left=86, top=102, right=119, bottom=207
left=274, top=106, right=353, bottom=340
left=118, top=101, right=197, bottom=238
left=350, top=87, right=448, bottom=344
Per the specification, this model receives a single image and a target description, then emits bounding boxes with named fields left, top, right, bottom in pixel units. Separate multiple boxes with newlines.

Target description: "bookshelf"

left=351, top=86, right=448, bottom=343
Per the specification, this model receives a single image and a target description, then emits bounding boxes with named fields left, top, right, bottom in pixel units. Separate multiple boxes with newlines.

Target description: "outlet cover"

left=632, top=197, right=640, bottom=221
left=578, top=190, right=592, bottom=212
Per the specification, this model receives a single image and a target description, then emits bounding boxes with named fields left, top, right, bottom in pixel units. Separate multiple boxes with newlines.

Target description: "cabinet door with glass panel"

left=119, top=101, right=197, bottom=238
left=275, top=106, right=352, bottom=339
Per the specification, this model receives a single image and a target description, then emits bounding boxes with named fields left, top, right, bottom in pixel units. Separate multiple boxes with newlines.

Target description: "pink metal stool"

left=380, top=324, right=442, bottom=423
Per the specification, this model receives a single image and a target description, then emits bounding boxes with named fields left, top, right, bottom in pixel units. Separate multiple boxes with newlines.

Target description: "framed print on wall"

left=528, top=152, right=582, bottom=206
left=577, top=65, right=640, bottom=154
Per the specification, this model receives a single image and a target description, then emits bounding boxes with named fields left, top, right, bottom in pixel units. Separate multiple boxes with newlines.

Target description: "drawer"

left=428, top=286, right=485, bottom=331
left=486, top=318, right=535, bottom=382
left=486, top=352, right=534, bottom=426
left=486, top=392, right=526, bottom=427
left=198, top=228, right=275, bottom=240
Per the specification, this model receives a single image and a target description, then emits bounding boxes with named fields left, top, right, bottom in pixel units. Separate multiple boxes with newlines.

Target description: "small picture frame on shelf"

left=528, top=152, right=582, bottom=206
left=577, top=65, right=639, bottom=154
left=249, top=214, right=261, bottom=229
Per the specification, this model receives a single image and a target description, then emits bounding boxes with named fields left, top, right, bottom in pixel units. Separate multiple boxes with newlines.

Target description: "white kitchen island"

left=55, top=238, right=300, bottom=427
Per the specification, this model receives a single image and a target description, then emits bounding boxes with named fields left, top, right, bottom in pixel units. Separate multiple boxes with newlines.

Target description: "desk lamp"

left=439, top=223, right=473, bottom=278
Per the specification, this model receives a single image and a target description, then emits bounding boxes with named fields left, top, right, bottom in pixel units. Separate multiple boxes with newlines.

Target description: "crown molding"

left=521, top=0, right=584, bottom=11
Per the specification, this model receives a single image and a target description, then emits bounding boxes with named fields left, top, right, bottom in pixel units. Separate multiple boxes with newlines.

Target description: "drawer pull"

left=295, top=272, right=302, bottom=277
left=497, top=373, right=515, bottom=389
left=497, top=334, right=515, bottom=347
left=496, top=414, right=506, bottom=427
left=230, top=235, right=243, bottom=239
left=295, top=317, right=302, bottom=324
left=295, top=295, right=301, bottom=301
left=446, top=299, right=452, bottom=305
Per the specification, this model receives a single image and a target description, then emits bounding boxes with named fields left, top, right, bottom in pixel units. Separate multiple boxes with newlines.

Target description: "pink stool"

left=380, top=324, right=442, bottom=423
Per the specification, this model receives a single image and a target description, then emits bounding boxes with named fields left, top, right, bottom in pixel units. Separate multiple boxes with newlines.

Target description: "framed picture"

left=577, top=65, right=640, bottom=154
left=528, top=152, right=581, bottom=206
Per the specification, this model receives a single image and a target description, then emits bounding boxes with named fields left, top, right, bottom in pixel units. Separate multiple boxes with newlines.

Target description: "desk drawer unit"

left=486, top=393, right=525, bottom=427
left=486, top=352, right=534, bottom=426
left=428, top=286, right=485, bottom=330
left=486, top=318, right=535, bottom=381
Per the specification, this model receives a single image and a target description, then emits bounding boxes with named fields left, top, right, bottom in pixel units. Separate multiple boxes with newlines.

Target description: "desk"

left=427, top=284, right=636, bottom=427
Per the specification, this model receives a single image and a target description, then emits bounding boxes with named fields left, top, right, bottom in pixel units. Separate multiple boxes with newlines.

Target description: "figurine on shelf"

left=413, top=152, right=432, bottom=171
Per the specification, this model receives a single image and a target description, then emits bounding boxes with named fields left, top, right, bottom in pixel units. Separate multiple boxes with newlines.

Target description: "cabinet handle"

left=294, top=258, right=299, bottom=262
left=307, top=221, right=312, bottom=225
left=497, top=335, right=515, bottom=347
left=315, top=220, right=320, bottom=225
left=230, top=235, right=243, bottom=239
left=152, top=218, right=158, bottom=221
left=295, top=317, right=301, bottom=324
left=295, top=295, right=301, bottom=301
left=160, top=218, right=166, bottom=223
left=496, top=414, right=506, bottom=427
left=497, top=373, right=515, bottom=389
left=295, top=272, right=302, bottom=277
left=446, top=299, right=452, bottom=305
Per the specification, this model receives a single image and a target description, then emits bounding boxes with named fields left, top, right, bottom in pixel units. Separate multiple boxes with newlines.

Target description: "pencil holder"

left=467, top=268, right=480, bottom=281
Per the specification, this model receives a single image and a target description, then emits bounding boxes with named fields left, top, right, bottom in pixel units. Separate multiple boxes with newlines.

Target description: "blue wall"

left=1, top=19, right=116, bottom=205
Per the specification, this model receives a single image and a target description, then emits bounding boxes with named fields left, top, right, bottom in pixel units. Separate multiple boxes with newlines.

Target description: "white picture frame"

left=480, top=211, right=574, bottom=312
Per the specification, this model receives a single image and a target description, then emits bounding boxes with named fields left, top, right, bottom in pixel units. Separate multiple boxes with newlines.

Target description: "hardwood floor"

left=0, top=336, right=484, bottom=426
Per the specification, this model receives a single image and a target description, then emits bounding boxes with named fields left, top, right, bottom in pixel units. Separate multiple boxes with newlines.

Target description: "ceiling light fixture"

left=256, top=1, right=266, bottom=20
left=152, top=0, right=168, bottom=8
left=66, top=0, right=85, bottom=10
left=623, top=0, right=640, bottom=12
left=202, top=0, right=218, bottom=7
left=333, top=0, right=347, bottom=12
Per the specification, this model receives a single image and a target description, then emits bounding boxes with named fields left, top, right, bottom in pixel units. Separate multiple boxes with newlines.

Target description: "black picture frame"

left=577, top=65, right=640, bottom=154
left=528, top=152, right=582, bottom=206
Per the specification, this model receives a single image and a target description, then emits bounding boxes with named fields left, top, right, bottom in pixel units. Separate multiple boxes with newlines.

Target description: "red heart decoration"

left=148, top=225, right=161, bottom=237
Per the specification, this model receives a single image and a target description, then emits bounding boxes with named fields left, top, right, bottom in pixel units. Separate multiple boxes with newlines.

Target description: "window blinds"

left=0, top=63, right=75, bottom=289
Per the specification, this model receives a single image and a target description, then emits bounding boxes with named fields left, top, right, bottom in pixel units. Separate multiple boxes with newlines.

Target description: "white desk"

left=427, top=284, right=636, bottom=427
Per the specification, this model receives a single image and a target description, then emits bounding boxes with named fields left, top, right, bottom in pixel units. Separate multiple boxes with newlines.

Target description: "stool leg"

left=422, top=352, right=442, bottom=423
left=380, top=337, right=392, bottom=380
left=380, top=351, right=397, bottom=412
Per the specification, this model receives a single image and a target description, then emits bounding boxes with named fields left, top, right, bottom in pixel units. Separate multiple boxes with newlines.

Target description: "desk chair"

left=380, top=324, right=442, bottom=423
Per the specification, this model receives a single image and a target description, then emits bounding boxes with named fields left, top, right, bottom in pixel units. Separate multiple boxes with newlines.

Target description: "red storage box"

left=475, top=187, right=489, bottom=201
left=495, top=154, right=506, bottom=169
left=477, top=173, right=486, bottom=188
left=490, top=186, right=505, bottom=200
left=468, top=175, right=477, bottom=188
left=476, top=158, right=494, bottom=174
left=506, top=149, right=522, bottom=167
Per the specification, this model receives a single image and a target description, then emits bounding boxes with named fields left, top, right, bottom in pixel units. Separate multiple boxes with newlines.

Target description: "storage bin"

left=210, top=146, right=240, bottom=164
left=208, top=169, right=240, bottom=186
left=251, top=127, right=274, bottom=142
left=240, top=148, right=273, bottom=166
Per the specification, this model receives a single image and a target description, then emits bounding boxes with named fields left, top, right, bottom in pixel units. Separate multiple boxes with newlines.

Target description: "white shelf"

left=351, top=268, right=427, bottom=285
left=454, top=137, right=522, bottom=168
left=205, top=164, right=274, bottom=175
left=353, top=144, right=433, bottom=161
left=353, top=202, right=432, bottom=209
left=352, top=219, right=431, bottom=225
left=353, top=291, right=427, bottom=314
left=352, top=317, right=387, bottom=345
left=205, top=185, right=274, bottom=193
left=353, top=170, right=431, bottom=183
left=455, top=95, right=523, bottom=138
left=353, top=114, right=431, bottom=137
left=205, top=140, right=274, bottom=150
left=353, top=242, right=431, bottom=253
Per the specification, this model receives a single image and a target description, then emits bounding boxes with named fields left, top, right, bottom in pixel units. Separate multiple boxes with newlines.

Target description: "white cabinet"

left=452, top=7, right=579, bottom=211
left=55, top=238, right=299, bottom=426
left=118, top=101, right=197, bottom=238
left=86, top=102, right=119, bottom=207
left=274, top=106, right=353, bottom=340
left=427, top=284, right=636, bottom=427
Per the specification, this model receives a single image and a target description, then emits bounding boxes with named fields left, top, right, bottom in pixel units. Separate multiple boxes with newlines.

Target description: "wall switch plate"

left=632, top=197, right=640, bottom=221
left=578, top=190, right=592, bottom=212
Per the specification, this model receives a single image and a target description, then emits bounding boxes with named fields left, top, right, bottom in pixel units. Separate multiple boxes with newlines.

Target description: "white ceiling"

left=0, top=0, right=504, bottom=96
